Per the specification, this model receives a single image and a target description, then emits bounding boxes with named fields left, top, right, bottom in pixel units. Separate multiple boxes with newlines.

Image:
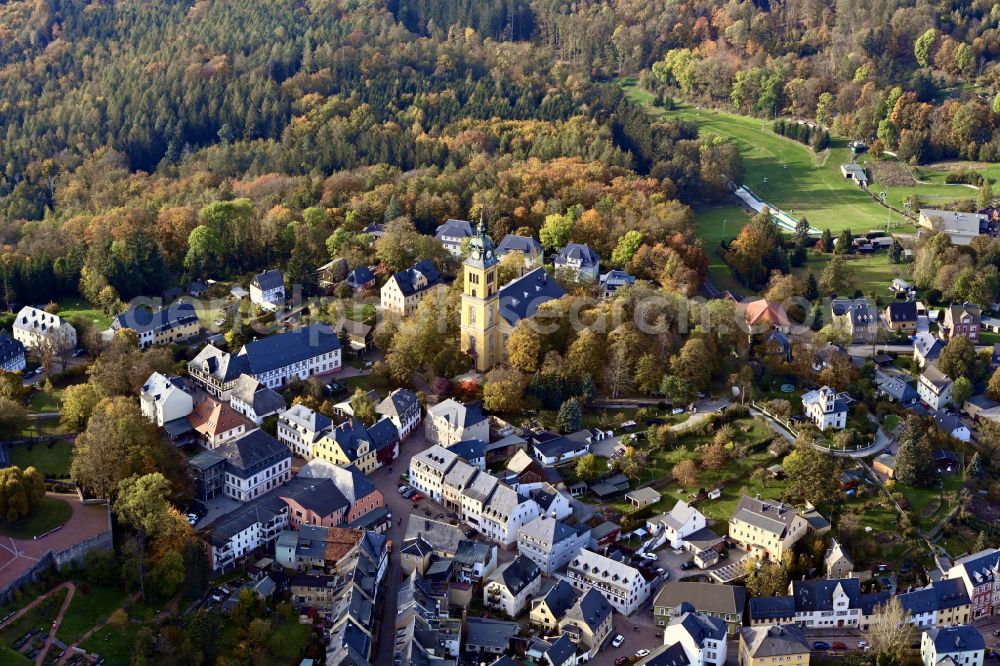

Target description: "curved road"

left=749, top=409, right=893, bottom=458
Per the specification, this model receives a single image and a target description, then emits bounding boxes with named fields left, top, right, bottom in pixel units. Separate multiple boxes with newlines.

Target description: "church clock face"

left=486, top=249, right=494, bottom=260
left=471, top=249, right=481, bottom=260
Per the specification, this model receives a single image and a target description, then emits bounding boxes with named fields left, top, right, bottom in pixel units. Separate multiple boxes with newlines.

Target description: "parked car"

left=812, top=642, right=830, bottom=651
left=671, top=407, right=684, bottom=415
left=680, top=560, right=696, bottom=570
left=635, top=649, right=650, bottom=658
left=615, top=658, right=629, bottom=666
left=858, top=641, right=868, bottom=650
left=411, top=492, right=424, bottom=501
left=645, top=418, right=665, bottom=426
left=72, top=348, right=86, bottom=357
left=640, top=552, right=657, bottom=561
left=612, top=635, right=625, bottom=648
left=831, top=642, right=847, bottom=651
left=398, top=484, right=410, bottom=495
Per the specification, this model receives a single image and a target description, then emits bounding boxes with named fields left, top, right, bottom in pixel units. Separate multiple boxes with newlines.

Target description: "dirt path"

left=34, top=581, right=76, bottom=665
left=0, top=581, right=73, bottom=633
left=56, top=591, right=142, bottom=665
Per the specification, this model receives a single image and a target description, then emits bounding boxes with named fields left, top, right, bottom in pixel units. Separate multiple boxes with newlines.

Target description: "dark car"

left=812, top=642, right=830, bottom=651
left=831, top=642, right=847, bottom=651
left=717, top=550, right=729, bottom=560
left=680, top=560, right=696, bottom=570
left=615, top=658, right=629, bottom=666
left=645, top=418, right=666, bottom=426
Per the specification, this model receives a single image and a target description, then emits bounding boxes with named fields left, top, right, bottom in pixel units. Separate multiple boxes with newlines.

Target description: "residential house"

left=533, top=634, right=577, bottom=666
left=801, top=386, right=847, bottom=431
left=250, top=269, right=285, bottom=309
left=921, top=626, right=985, bottom=666
left=424, top=399, right=489, bottom=446
left=531, top=580, right=578, bottom=633
left=932, top=411, right=971, bottom=443
left=344, top=266, right=375, bottom=292
left=531, top=429, right=591, bottom=465
left=237, top=324, right=342, bottom=389
left=729, top=496, right=808, bottom=562
left=653, top=582, right=747, bottom=635
left=873, top=454, right=896, bottom=479
left=919, top=365, right=954, bottom=410
left=840, top=163, right=868, bottom=185
left=435, top=219, right=474, bottom=256
left=188, top=343, right=250, bottom=399
left=441, top=457, right=479, bottom=512
left=892, top=278, right=914, bottom=293
left=298, top=459, right=387, bottom=526
left=445, top=439, right=486, bottom=470
left=964, top=394, right=1000, bottom=421
left=409, top=445, right=461, bottom=502
left=188, top=397, right=252, bottom=448
left=375, top=389, right=421, bottom=440
left=484, top=555, right=541, bottom=617
left=506, top=449, right=549, bottom=487
left=0, top=334, right=26, bottom=372
left=627, top=488, right=662, bottom=510
left=747, top=597, right=797, bottom=626
left=742, top=299, right=791, bottom=335
left=600, top=270, right=636, bottom=298
left=314, top=417, right=400, bottom=474
left=496, top=234, right=544, bottom=267
left=660, top=604, right=729, bottom=666
left=229, top=374, right=286, bottom=425
left=276, top=404, right=332, bottom=459
left=380, top=259, right=443, bottom=316
left=464, top=617, right=519, bottom=656
left=315, top=258, right=349, bottom=291
left=789, top=578, right=862, bottom=628
left=918, top=209, right=986, bottom=246
left=885, top=301, right=918, bottom=333
left=530, top=484, right=573, bottom=521
left=824, top=539, right=853, bottom=579
left=946, top=548, right=1000, bottom=619
left=941, top=303, right=982, bottom=342
left=187, top=280, right=208, bottom=297
left=738, top=624, right=810, bottom=666
left=554, top=243, right=601, bottom=282
left=559, top=587, right=613, bottom=659
left=636, top=642, right=698, bottom=666
left=914, top=332, right=946, bottom=368
left=830, top=299, right=877, bottom=343
left=453, top=539, right=498, bottom=583
left=898, top=578, right=972, bottom=628
left=517, top=514, right=590, bottom=574
left=336, top=319, right=373, bottom=355
left=12, top=305, right=76, bottom=351
left=189, top=429, right=291, bottom=502
left=110, top=302, right=199, bottom=348
left=275, top=525, right=365, bottom=571
left=480, top=482, right=541, bottom=546
left=876, top=375, right=919, bottom=406
left=647, top=501, right=708, bottom=550
left=566, top=548, right=654, bottom=615
left=403, top=516, right=467, bottom=560
left=140, top=372, right=193, bottom=427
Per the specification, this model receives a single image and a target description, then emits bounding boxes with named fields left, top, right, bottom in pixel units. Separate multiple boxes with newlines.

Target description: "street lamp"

left=722, top=219, right=728, bottom=243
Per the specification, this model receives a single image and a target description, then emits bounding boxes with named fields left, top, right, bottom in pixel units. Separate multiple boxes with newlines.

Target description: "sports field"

left=620, top=82, right=978, bottom=235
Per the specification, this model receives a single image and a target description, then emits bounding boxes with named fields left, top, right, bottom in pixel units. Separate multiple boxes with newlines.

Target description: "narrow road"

left=750, top=408, right=893, bottom=458
left=35, top=581, right=76, bottom=665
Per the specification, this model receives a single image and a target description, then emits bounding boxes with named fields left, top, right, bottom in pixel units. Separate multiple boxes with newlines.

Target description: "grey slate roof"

left=538, top=580, right=578, bottom=620
left=675, top=609, right=728, bottom=646
left=434, top=219, right=473, bottom=241
left=790, top=578, right=861, bottom=612
left=926, top=625, right=985, bottom=653
left=914, top=332, right=944, bottom=360
left=497, top=234, right=543, bottom=256
left=740, top=624, right=810, bottom=658
left=445, top=439, right=486, bottom=463
left=554, top=243, right=600, bottom=268
left=190, top=429, right=290, bottom=480
left=731, top=496, right=801, bottom=537
left=544, top=634, right=576, bottom=666
left=298, top=460, right=377, bottom=505
left=0, top=334, right=25, bottom=366
left=453, top=539, right=493, bottom=567
left=403, top=517, right=466, bottom=556
left=653, top=581, right=746, bottom=615
left=191, top=344, right=251, bottom=383
left=428, top=399, right=486, bottom=428
left=886, top=301, right=917, bottom=322
left=465, top=617, right=518, bottom=651
left=563, top=587, right=611, bottom=633
left=376, top=388, right=418, bottom=420
left=637, top=642, right=691, bottom=666
left=112, top=301, right=198, bottom=335
left=232, top=374, right=286, bottom=415
left=251, top=269, right=284, bottom=291
left=748, top=596, right=795, bottom=621
left=497, top=267, right=566, bottom=326
left=532, top=431, right=588, bottom=459
left=518, top=514, right=578, bottom=547
left=490, top=555, right=540, bottom=596
left=239, top=324, right=340, bottom=375
left=388, top=260, right=442, bottom=296
left=281, top=404, right=332, bottom=438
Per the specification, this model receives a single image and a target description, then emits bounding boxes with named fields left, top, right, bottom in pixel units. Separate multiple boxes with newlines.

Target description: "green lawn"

left=56, top=297, right=111, bottom=330
left=269, top=621, right=312, bottom=663
left=882, top=415, right=901, bottom=432
left=0, top=497, right=72, bottom=539
left=0, top=588, right=68, bottom=657
left=621, top=81, right=966, bottom=236
left=80, top=621, right=141, bottom=665
left=56, top=584, right=130, bottom=646
left=897, top=474, right=964, bottom=529
left=0, top=646, right=31, bottom=664
left=27, top=389, right=63, bottom=412
left=795, top=251, right=905, bottom=297
left=16, top=417, right=71, bottom=438
left=8, top=441, right=74, bottom=478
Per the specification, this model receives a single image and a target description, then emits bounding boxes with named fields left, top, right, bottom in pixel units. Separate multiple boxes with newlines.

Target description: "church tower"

left=461, top=221, right=500, bottom=372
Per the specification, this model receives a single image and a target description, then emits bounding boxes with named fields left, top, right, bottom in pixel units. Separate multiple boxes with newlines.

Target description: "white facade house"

left=517, top=514, right=590, bottom=575
left=218, top=430, right=293, bottom=502
left=409, top=446, right=461, bottom=502
left=12, top=306, right=76, bottom=351
left=424, top=399, right=490, bottom=446
left=566, top=548, right=654, bottom=616
left=647, top=500, right=708, bottom=550
left=484, top=555, right=542, bottom=618
left=139, top=372, right=193, bottom=427
left=921, top=626, right=985, bottom=666
left=801, top=386, right=847, bottom=431
left=919, top=365, right=955, bottom=410
left=553, top=243, right=601, bottom=282
left=249, top=269, right=285, bottom=309
left=661, top=606, right=729, bottom=666
left=789, top=578, right=862, bottom=629
left=229, top=374, right=286, bottom=425
left=376, top=389, right=421, bottom=440
left=531, top=430, right=591, bottom=465
left=0, top=335, right=27, bottom=372
left=276, top=404, right=332, bottom=459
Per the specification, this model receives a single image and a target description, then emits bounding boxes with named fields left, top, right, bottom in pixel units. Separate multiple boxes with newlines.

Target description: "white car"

left=635, top=649, right=651, bottom=658
left=398, top=485, right=410, bottom=495
left=612, top=635, right=625, bottom=648
left=858, top=641, right=868, bottom=650
left=640, top=552, right=657, bottom=561
left=671, top=407, right=684, bottom=415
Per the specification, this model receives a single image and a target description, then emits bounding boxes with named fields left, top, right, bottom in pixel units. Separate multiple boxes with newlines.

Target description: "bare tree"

left=864, top=596, right=912, bottom=664
left=602, top=346, right=633, bottom=398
